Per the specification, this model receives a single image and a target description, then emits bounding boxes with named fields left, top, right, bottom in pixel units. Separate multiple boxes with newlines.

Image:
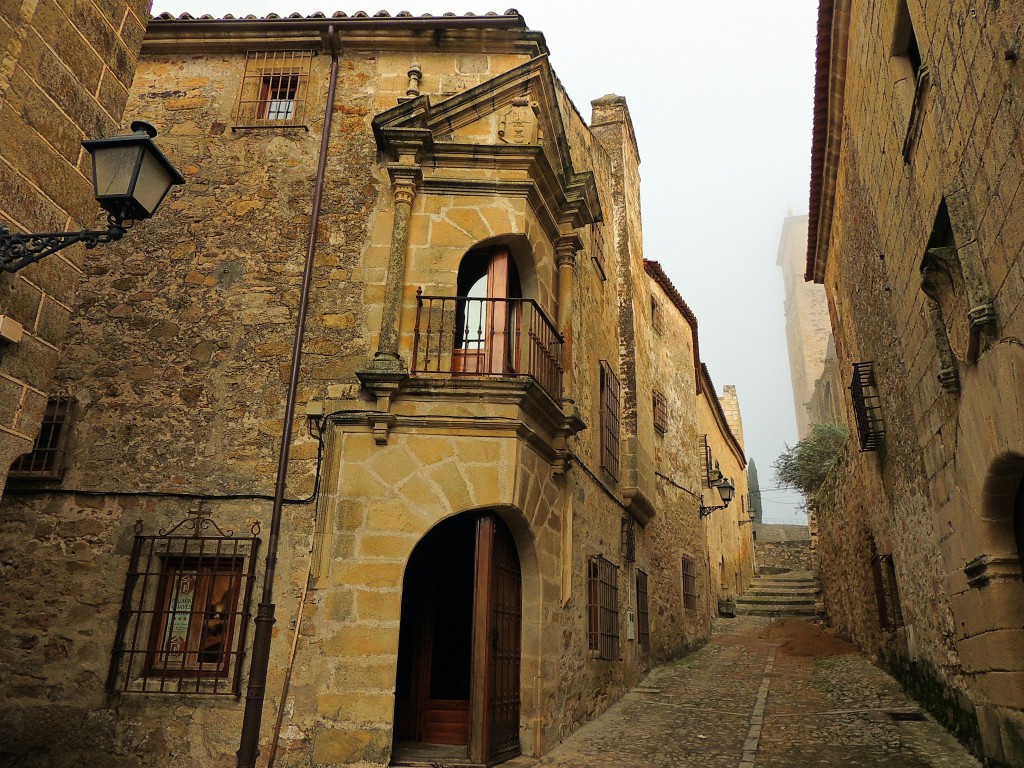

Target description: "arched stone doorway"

left=392, top=512, right=522, bottom=767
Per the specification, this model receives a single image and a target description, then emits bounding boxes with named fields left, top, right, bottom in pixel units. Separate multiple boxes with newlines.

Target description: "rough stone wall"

left=0, top=0, right=151, bottom=489
left=645, top=272, right=711, bottom=656
left=776, top=214, right=831, bottom=439
left=818, top=129, right=971, bottom=741
left=809, top=1, right=1024, bottom=761
left=754, top=540, right=813, bottom=573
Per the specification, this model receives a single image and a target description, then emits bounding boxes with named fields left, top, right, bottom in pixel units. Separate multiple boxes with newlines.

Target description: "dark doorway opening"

left=392, top=513, right=522, bottom=767
left=1015, top=474, right=1024, bottom=577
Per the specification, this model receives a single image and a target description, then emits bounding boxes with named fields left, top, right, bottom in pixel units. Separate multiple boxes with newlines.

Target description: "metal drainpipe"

left=236, top=26, right=341, bottom=768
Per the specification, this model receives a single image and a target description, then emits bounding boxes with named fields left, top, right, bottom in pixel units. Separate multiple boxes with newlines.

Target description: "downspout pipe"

left=237, top=27, right=341, bottom=768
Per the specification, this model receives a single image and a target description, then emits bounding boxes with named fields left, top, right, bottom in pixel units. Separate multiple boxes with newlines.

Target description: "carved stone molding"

left=964, top=552, right=1023, bottom=589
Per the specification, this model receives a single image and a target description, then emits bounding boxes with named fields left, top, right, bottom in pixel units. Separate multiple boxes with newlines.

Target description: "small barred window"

left=636, top=569, right=650, bottom=652
left=233, top=50, right=314, bottom=128
left=587, top=556, right=619, bottom=660
left=653, top=390, right=668, bottom=434
left=9, top=396, right=76, bottom=480
left=682, top=555, right=698, bottom=611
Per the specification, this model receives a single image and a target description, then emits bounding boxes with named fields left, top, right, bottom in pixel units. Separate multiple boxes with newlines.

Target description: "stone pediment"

left=372, top=56, right=601, bottom=234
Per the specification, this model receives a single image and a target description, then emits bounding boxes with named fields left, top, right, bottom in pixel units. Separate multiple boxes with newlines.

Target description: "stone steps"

left=737, top=570, right=820, bottom=618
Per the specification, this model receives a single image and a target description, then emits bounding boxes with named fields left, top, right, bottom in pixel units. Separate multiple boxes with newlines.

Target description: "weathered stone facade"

left=697, top=366, right=754, bottom=608
left=0, top=0, right=151, bottom=488
left=777, top=214, right=832, bottom=439
left=0, top=11, right=753, bottom=768
left=808, top=1, right=1024, bottom=764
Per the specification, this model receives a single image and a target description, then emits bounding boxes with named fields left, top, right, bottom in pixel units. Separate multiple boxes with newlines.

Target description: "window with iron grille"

left=681, top=555, right=697, bottom=611
left=233, top=50, right=314, bottom=128
left=653, top=390, right=668, bottom=434
left=620, top=515, right=635, bottom=563
left=587, top=556, right=619, bottom=660
left=871, top=552, right=905, bottom=631
left=590, top=221, right=607, bottom=281
left=600, top=361, right=620, bottom=481
left=9, top=396, right=76, bottom=480
left=636, top=569, right=650, bottom=652
left=651, top=296, right=663, bottom=335
left=106, top=507, right=260, bottom=696
left=850, top=362, right=885, bottom=451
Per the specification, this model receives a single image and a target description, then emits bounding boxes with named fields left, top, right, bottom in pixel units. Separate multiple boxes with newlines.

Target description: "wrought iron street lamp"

left=0, top=121, right=184, bottom=273
left=700, top=476, right=736, bottom=518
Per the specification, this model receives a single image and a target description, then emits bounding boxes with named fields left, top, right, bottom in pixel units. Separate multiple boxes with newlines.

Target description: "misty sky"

left=151, top=1, right=818, bottom=523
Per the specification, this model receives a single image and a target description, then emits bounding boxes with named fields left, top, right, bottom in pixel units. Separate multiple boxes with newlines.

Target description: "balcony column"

left=373, top=163, right=421, bottom=369
left=555, top=232, right=581, bottom=396
left=357, top=157, right=422, bottom=444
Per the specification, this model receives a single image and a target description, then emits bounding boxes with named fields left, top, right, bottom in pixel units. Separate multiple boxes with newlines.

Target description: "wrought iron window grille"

left=621, top=515, right=636, bottom=564
left=600, top=361, right=621, bottom=481
left=587, top=556, right=619, bottom=660
left=8, top=396, right=77, bottom=480
left=636, top=569, right=650, bottom=652
left=682, top=555, right=698, bottom=612
left=850, top=362, right=885, bottom=452
left=653, top=390, right=668, bottom=434
left=233, top=50, right=314, bottom=129
left=106, top=505, right=261, bottom=697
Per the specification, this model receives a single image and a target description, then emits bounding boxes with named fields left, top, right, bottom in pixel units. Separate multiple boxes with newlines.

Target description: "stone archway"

left=391, top=508, right=536, bottom=767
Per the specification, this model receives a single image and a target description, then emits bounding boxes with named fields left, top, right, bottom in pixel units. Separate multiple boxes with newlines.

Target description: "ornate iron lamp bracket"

left=1, top=213, right=127, bottom=273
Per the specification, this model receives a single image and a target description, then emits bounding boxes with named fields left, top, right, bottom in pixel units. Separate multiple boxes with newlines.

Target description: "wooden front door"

left=393, top=514, right=522, bottom=766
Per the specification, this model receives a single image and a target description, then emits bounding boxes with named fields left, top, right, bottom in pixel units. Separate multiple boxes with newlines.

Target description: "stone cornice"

left=142, top=15, right=545, bottom=58
left=372, top=56, right=602, bottom=242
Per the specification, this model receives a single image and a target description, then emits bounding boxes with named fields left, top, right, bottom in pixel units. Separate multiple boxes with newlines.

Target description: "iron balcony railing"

left=850, top=361, right=885, bottom=452
left=412, top=291, right=564, bottom=403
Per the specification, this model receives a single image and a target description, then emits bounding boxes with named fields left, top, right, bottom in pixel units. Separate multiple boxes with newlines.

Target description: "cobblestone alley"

left=509, top=616, right=980, bottom=768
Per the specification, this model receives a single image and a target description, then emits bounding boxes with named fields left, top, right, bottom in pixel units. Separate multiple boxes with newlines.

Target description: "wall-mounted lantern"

left=700, top=476, right=736, bottom=518
left=0, top=121, right=184, bottom=273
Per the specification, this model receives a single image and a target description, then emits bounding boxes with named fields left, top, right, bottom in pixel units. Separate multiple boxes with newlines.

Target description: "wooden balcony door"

left=392, top=513, right=522, bottom=766
left=453, top=249, right=521, bottom=376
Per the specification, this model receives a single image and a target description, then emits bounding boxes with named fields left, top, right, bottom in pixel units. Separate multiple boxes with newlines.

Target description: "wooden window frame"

left=636, top=569, right=650, bottom=652
left=682, top=555, right=698, bottom=612
left=600, top=361, right=621, bottom=481
left=8, top=396, right=76, bottom=480
left=653, top=390, right=668, bottom=434
left=587, top=556, right=619, bottom=660
left=146, top=556, right=244, bottom=679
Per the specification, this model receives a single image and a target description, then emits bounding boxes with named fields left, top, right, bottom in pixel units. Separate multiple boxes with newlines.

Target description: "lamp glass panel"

left=132, top=149, right=175, bottom=217
left=719, top=481, right=735, bottom=503
left=92, top=145, right=143, bottom=198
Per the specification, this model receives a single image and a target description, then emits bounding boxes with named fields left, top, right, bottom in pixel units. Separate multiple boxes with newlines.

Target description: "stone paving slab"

left=510, top=616, right=981, bottom=768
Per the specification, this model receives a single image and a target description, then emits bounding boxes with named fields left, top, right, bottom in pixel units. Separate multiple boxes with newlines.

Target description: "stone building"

left=697, top=366, right=753, bottom=606
left=0, top=11, right=752, bottom=767
left=807, top=1, right=1024, bottom=764
left=777, top=213, right=832, bottom=439
left=0, top=0, right=152, bottom=489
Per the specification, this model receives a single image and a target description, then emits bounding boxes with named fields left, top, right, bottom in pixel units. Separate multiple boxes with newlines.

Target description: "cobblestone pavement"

left=508, top=617, right=980, bottom=768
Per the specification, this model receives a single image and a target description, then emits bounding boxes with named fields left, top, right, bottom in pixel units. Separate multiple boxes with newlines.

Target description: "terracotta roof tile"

left=152, top=9, right=522, bottom=22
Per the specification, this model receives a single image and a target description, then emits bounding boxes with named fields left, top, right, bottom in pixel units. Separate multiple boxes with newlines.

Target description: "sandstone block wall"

left=0, top=0, right=151, bottom=488
left=810, top=2, right=1024, bottom=763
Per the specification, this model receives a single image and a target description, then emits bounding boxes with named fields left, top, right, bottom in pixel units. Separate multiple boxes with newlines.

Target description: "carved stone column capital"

left=555, top=233, right=582, bottom=268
